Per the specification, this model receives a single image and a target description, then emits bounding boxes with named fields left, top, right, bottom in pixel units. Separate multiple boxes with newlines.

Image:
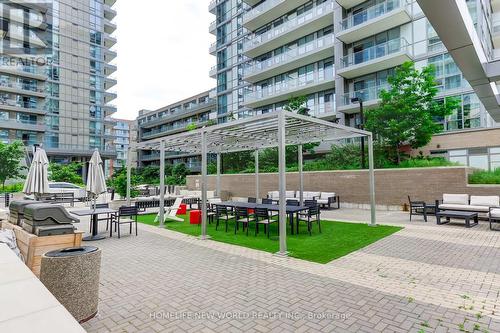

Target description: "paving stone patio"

left=79, top=209, right=500, bottom=333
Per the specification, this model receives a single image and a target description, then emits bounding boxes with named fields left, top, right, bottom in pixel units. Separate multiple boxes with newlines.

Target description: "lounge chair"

left=154, top=197, right=184, bottom=223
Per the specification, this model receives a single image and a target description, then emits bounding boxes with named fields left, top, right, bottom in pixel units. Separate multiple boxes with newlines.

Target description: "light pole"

left=351, top=97, right=365, bottom=169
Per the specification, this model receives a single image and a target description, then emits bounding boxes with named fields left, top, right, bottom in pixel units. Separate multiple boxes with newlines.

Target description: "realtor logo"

left=0, top=0, right=53, bottom=55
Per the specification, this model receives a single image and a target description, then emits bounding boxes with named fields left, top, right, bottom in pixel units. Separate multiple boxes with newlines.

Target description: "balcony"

left=209, top=41, right=217, bottom=55
left=105, top=77, right=117, bottom=90
left=0, top=82, right=46, bottom=98
left=4, top=9, right=47, bottom=29
left=0, top=62, right=47, bottom=81
left=45, top=143, right=117, bottom=158
left=104, top=4, right=117, bottom=20
left=209, top=65, right=217, bottom=78
left=336, top=0, right=367, bottom=9
left=244, top=69, right=335, bottom=108
left=337, top=84, right=390, bottom=113
left=141, top=119, right=212, bottom=140
left=104, top=19, right=117, bottom=34
left=337, top=0, right=412, bottom=44
left=105, top=63, right=117, bottom=75
left=337, top=38, right=413, bottom=79
left=0, top=99, right=45, bottom=115
left=209, top=20, right=216, bottom=34
left=244, top=34, right=334, bottom=83
left=243, top=0, right=311, bottom=32
left=243, top=1, right=334, bottom=58
left=104, top=49, right=117, bottom=62
left=140, top=100, right=216, bottom=129
left=104, top=34, right=117, bottom=48
left=208, top=0, right=217, bottom=14
left=105, top=91, right=117, bottom=103
left=1, top=119, right=45, bottom=132
left=104, top=104, right=117, bottom=116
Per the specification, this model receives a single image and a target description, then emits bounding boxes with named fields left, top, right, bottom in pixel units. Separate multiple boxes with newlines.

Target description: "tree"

left=364, top=61, right=458, bottom=164
left=49, top=162, right=83, bottom=185
left=284, top=96, right=310, bottom=115
left=0, top=141, right=26, bottom=190
left=170, top=163, right=188, bottom=185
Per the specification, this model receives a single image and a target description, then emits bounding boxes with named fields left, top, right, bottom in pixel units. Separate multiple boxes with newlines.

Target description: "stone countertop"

left=0, top=243, right=85, bottom=333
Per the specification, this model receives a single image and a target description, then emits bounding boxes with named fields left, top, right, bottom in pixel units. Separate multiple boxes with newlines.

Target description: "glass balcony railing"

left=245, top=69, right=334, bottom=103
left=245, top=35, right=334, bottom=77
left=44, top=143, right=116, bottom=153
left=244, top=1, right=334, bottom=52
left=0, top=81, right=44, bottom=93
left=340, top=84, right=390, bottom=107
left=339, top=0, right=408, bottom=31
left=339, top=37, right=410, bottom=69
left=244, top=0, right=285, bottom=22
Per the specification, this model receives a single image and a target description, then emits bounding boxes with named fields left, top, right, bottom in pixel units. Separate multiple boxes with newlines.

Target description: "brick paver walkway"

left=81, top=210, right=500, bottom=333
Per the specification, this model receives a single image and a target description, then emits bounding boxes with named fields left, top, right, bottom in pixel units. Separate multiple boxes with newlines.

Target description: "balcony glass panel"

left=339, top=0, right=405, bottom=31
left=340, top=38, right=409, bottom=69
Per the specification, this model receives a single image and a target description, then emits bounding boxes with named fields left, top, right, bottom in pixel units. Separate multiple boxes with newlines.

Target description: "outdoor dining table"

left=72, top=208, right=117, bottom=241
left=214, top=201, right=309, bottom=235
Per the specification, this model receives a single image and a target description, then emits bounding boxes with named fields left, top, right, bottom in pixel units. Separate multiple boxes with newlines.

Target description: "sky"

left=112, top=0, right=215, bottom=120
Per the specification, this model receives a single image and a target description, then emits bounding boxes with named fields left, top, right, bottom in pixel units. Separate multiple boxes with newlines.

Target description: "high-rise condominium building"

left=0, top=0, right=117, bottom=165
left=209, top=0, right=497, bottom=131
left=136, top=90, right=217, bottom=172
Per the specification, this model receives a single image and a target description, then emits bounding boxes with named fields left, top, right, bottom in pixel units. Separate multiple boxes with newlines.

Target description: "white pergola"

left=127, top=110, right=376, bottom=256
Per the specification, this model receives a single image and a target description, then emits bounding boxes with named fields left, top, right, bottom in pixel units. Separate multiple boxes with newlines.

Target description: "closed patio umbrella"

left=86, top=149, right=107, bottom=206
left=23, top=147, right=49, bottom=200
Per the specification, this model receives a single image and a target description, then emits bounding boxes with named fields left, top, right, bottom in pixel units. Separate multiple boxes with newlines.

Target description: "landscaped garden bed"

left=137, top=213, right=402, bottom=264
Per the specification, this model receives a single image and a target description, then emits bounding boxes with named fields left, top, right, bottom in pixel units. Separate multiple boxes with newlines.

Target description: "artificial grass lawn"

left=138, top=213, right=402, bottom=264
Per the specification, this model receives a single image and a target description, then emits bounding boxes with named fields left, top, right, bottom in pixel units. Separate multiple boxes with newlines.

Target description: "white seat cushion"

left=285, top=191, right=295, bottom=198
left=490, top=209, right=500, bottom=218
left=470, top=195, right=500, bottom=207
left=442, top=194, right=469, bottom=205
left=320, top=192, right=335, bottom=199
left=268, top=191, right=279, bottom=199
left=317, top=199, right=329, bottom=204
left=439, top=204, right=490, bottom=212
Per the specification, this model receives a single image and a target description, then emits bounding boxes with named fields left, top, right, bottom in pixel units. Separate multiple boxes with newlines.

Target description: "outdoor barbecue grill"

left=9, top=200, right=39, bottom=226
left=22, top=203, right=79, bottom=236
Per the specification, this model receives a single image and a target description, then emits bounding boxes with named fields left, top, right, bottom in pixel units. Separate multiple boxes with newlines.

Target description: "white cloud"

left=112, top=0, right=216, bottom=120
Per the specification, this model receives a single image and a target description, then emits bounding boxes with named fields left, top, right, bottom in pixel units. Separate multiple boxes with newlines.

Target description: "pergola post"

left=277, top=111, right=287, bottom=256
left=298, top=144, right=303, bottom=206
left=255, top=150, right=259, bottom=200
left=126, top=146, right=132, bottom=206
left=216, top=152, right=221, bottom=198
left=159, top=140, right=165, bottom=228
left=368, top=134, right=377, bottom=226
left=200, top=130, right=208, bottom=239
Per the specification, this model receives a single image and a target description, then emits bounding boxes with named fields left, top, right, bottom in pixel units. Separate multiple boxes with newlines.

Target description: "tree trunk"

left=396, top=144, right=401, bottom=165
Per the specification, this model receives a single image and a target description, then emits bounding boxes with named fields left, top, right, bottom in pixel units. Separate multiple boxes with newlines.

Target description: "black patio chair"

left=215, top=205, right=234, bottom=232
left=111, top=206, right=138, bottom=238
left=297, top=205, right=321, bottom=235
left=254, top=207, right=277, bottom=238
left=408, top=196, right=434, bottom=222
left=248, top=197, right=257, bottom=203
left=262, top=198, right=273, bottom=204
left=89, top=203, right=113, bottom=233
left=286, top=199, right=299, bottom=206
left=235, top=206, right=254, bottom=236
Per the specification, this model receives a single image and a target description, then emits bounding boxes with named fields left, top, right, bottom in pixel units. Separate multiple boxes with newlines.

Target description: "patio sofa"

left=436, top=194, right=500, bottom=217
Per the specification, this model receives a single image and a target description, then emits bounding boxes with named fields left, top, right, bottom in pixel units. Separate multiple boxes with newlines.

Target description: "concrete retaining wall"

left=186, top=167, right=500, bottom=208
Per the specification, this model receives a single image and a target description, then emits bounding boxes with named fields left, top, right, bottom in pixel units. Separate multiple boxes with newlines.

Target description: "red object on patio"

left=247, top=209, right=255, bottom=214
left=190, top=210, right=201, bottom=224
left=177, top=204, right=187, bottom=215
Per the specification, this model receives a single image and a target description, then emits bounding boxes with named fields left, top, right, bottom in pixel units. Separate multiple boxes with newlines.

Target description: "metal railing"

left=339, top=37, right=410, bottom=69
left=245, top=34, right=334, bottom=76
left=339, top=0, right=408, bottom=31
left=244, top=1, right=334, bottom=52
left=245, top=69, right=334, bottom=103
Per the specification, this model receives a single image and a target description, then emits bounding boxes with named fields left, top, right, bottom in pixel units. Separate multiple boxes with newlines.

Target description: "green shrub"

left=397, top=157, right=458, bottom=168
left=469, top=168, right=500, bottom=184
left=0, top=182, right=24, bottom=193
